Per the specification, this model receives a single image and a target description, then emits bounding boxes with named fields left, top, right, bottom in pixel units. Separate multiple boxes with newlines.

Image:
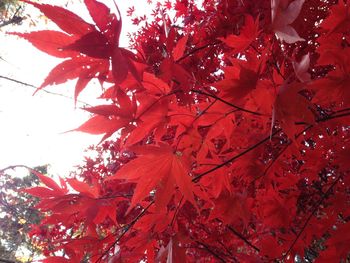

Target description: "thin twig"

left=96, top=201, right=154, bottom=263
left=0, top=164, right=34, bottom=174
left=192, top=129, right=282, bottom=182
left=177, top=41, right=221, bottom=63
left=0, top=258, right=16, bottom=263
left=195, top=241, right=226, bottom=262
left=227, top=226, right=260, bottom=252
left=191, top=89, right=264, bottom=116
left=282, top=175, right=342, bottom=260
left=0, top=75, right=92, bottom=106
left=170, top=195, right=184, bottom=226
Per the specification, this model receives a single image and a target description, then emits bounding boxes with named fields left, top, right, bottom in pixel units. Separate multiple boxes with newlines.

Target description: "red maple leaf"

left=106, top=144, right=195, bottom=210
left=219, top=15, right=260, bottom=53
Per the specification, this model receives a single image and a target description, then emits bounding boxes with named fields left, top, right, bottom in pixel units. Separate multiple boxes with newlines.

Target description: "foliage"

left=11, top=0, right=350, bottom=262
left=0, top=166, right=44, bottom=262
left=0, top=0, right=23, bottom=27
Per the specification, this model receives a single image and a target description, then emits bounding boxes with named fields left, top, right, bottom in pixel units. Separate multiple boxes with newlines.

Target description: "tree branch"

left=0, top=75, right=92, bottom=107
left=191, top=89, right=264, bottom=116
left=282, top=175, right=342, bottom=260
left=0, top=258, right=16, bottom=263
left=0, top=164, right=34, bottom=174
left=0, top=6, right=23, bottom=28
left=96, top=201, right=154, bottom=262
left=227, top=226, right=260, bottom=252
left=176, top=41, right=221, bottom=63
left=195, top=241, right=226, bottom=263
left=192, top=129, right=282, bottom=182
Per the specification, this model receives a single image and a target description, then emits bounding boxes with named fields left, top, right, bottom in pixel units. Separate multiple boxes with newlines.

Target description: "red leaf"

left=83, top=105, right=121, bottom=117
left=32, top=170, right=64, bottom=193
left=22, top=187, right=58, bottom=198
left=66, top=178, right=99, bottom=198
left=320, top=0, right=350, bottom=34
left=74, top=115, right=128, bottom=136
left=63, top=31, right=111, bottom=59
left=84, top=0, right=111, bottom=32
left=219, top=15, right=260, bottom=53
left=173, top=35, right=189, bottom=61
left=106, top=144, right=195, bottom=209
left=23, top=0, right=93, bottom=36
left=38, top=57, right=109, bottom=102
left=142, top=72, right=171, bottom=95
left=84, top=0, right=122, bottom=44
left=215, top=58, right=260, bottom=105
left=9, top=31, right=78, bottom=58
left=112, top=48, right=129, bottom=84
left=274, top=82, right=314, bottom=139
left=322, top=222, right=350, bottom=261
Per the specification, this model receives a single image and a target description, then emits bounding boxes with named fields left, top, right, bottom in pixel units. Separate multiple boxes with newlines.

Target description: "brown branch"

left=0, top=258, right=17, bottom=263
left=192, top=129, right=282, bottom=182
left=170, top=195, right=184, bottom=226
left=0, top=75, right=92, bottom=107
left=135, top=91, right=178, bottom=120
left=227, top=226, right=260, bottom=252
left=191, top=89, right=265, bottom=116
left=0, top=164, right=34, bottom=174
left=317, top=111, right=350, bottom=122
left=282, top=175, right=342, bottom=260
left=0, top=6, right=23, bottom=28
left=0, top=16, right=22, bottom=27
left=176, top=41, right=221, bottom=63
left=195, top=241, right=226, bottom=263
left=96, top=201, right=154, bottom=263
left=175, top=99, right=217, bottom=150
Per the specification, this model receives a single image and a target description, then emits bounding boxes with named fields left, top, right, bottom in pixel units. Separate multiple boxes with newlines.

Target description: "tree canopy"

left=8, top=0, right=350, bottom=262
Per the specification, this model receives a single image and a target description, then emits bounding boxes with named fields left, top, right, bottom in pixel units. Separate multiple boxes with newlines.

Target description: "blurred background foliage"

left=0, top=165, right=45, bottom=262
left=0, top=0, right=23, bottom=27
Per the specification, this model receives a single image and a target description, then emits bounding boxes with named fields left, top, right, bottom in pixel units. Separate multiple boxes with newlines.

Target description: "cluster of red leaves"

left=13, top=0, right=350, bottom=262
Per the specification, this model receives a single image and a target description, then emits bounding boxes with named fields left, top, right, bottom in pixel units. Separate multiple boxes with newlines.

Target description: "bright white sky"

left=0, top=0, right=150, bottom=176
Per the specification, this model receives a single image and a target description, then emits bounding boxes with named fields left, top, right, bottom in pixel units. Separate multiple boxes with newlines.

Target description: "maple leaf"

left=258, top=190, right=297, bottom=228
left=209, top=191, right=251, bottom=226
left=66, top=178, right=99, bottom=198
left=320, top=222, right=350, bottom=261
left=274, top=82, right=314, bottom=139
left=320, top=0, right=350, bottom=34
left=311, top=49, right=350, bottom=105
left=13, top=0, right=350, bottom=261
left=74, top=89, right=136, bottom=140
left=219, top=15, right=260, bottom=53
left=271, top=0, right=305, bottom=43
left=106, top=144, right=195, bottom=210
left=22, top=0, right=94, bottom=35
left=8, top=31, right=79, bottom=58
left=215, top=57, right=261, bottom=105
left=172, top=34, right=189, bottom=61
left=40, top=57, right=109, bottom=101
left=18, top=0, right=143, bottom=101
